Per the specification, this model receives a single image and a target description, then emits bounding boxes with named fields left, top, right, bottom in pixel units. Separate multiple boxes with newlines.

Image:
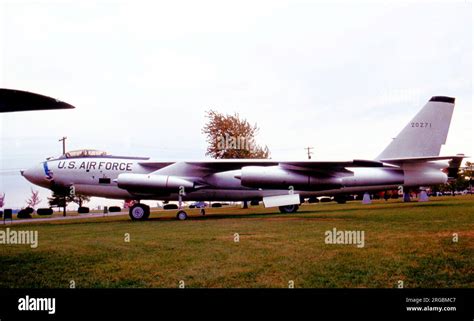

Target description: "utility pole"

left=304, top=146, right=314, bottom=160
left=59, top=136, right=68, bottom=216
left=58, top=136, right=67, bottom=155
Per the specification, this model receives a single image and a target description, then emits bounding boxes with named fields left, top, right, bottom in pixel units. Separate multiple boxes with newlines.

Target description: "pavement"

left=2, top=211, right=129, bottom=225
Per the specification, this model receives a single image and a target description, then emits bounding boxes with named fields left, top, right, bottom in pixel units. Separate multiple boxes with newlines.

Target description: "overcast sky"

left=0, top=0, right=472, bottom=208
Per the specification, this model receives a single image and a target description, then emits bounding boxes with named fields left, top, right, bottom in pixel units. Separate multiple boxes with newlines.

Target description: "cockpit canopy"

left=46, top=149, right=149, bottom=161
left=65, top=149, right=107, bottom=158
left=49, top=149, right=108, bottom=160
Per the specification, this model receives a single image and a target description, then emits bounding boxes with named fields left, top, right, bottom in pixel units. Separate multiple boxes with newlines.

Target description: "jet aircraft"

left=22, top=96, right=465, bottom=221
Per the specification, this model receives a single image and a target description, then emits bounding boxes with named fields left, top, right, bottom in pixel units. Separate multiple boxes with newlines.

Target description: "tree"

left=431, top=164, right=471, bottom=195
left=465, top=161, right=473, bottom=194
left=202, top=110, right=270, bottom=208
left=26, top=189, right=41, bottom=208
left=71, top=194, right=90, bottom=207
left=48, top=192, right=67, bottom=208
left=48, top=192, right=90, bottom=208
left=448, top=175, right=469, bottom=194
left=202, top=110, right=270, bottom=159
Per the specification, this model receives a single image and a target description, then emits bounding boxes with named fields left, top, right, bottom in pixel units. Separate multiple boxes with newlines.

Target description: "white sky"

left=0, top=0, right=472, bottom=208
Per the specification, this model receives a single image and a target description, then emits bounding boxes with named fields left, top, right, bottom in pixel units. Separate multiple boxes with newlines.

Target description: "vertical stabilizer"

left=376, top=96, right=455, bottom=160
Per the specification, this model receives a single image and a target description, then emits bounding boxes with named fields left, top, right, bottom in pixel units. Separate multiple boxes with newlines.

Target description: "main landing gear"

left=278, top=204, right=299, bottom=214
left=129, top=203, right=150, bottom=221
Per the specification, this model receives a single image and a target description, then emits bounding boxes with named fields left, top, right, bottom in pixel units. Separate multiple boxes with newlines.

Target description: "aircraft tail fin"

left=376, top=96, right=455, bottom=160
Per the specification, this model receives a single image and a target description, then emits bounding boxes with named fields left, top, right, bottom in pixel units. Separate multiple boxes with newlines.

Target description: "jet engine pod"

left=240, top=166, right=340, bottom=190
left=341, top=168, right=404, bottom=187
left=117, top=173, right=194, bottom=192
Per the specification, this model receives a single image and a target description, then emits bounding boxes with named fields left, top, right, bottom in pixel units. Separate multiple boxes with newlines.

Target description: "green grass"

left=0, top=196, right=473, bottom=288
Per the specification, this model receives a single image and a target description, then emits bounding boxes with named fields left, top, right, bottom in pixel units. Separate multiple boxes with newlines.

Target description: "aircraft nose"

left=22, top=162, right=50, bottom=186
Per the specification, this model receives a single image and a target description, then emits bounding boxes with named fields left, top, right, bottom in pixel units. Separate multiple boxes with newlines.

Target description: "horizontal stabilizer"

left=281, top=159, right=384, bottom=170
left=381, top=155, right=467, bottom=165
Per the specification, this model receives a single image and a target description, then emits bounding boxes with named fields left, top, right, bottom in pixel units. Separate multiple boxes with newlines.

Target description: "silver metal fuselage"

left=22, top=156, right=448, bottom=202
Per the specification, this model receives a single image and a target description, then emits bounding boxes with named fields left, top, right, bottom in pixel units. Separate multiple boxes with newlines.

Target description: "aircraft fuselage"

left=22, top=156, right=448, bottom=202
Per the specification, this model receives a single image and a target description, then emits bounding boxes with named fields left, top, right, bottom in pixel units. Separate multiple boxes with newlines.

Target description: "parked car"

left=37, top=208, right=53, bottom=215
left=319, top=197, right=332, bottom=203
left=163, top=204, right=179, bottom=210
left=78, top=207, right=90, bottom=214
left=17, top=208, right=33, bottom=219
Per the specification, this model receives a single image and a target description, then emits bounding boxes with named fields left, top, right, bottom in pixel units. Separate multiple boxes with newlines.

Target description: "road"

left=2, top=211, right=129, bottom=225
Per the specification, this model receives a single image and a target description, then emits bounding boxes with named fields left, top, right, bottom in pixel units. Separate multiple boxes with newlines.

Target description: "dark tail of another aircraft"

left=0, top=88, right=75, bottom=113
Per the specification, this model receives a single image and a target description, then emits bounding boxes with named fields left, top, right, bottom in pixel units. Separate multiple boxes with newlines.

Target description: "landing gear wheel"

left=334, top=196, right=347, bottom=204
left=200, top=208, right=206, bottom=216
left=279, top=204, right=299, bottom=214
left=177, top=210, right=188, bottom=221
left=129, top=204, right=150, bottom=221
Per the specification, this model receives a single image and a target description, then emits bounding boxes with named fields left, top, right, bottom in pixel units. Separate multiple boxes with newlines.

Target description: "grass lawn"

left=0, top=195, right=473, bottom=288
